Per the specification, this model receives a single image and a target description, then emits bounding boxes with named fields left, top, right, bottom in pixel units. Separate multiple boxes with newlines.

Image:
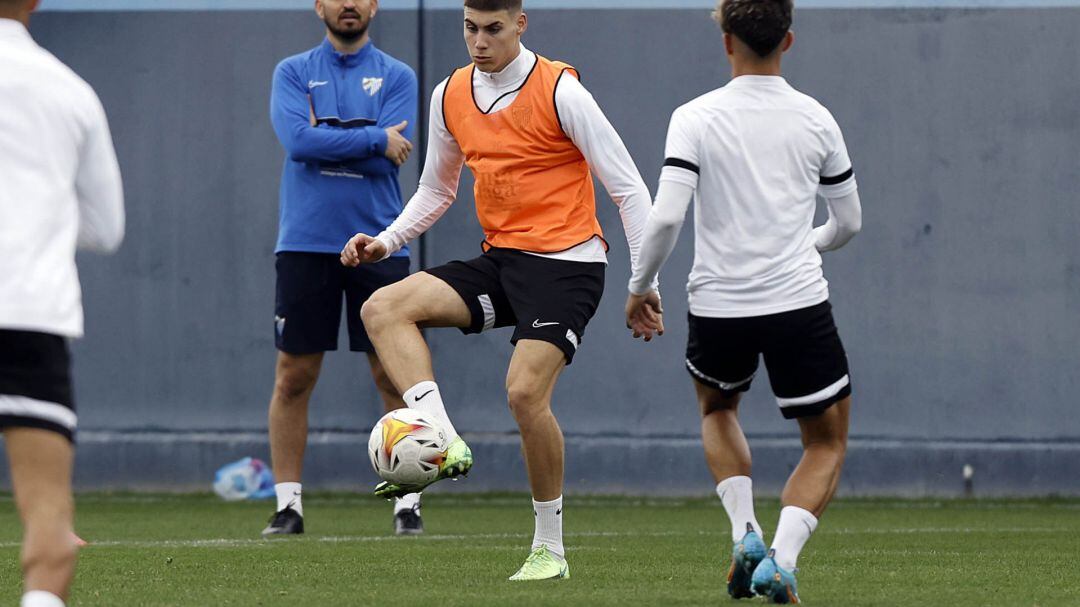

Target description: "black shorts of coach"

left=0, top=329, right=77, bottom=442
left=686, top=300, right=851, bottom=419
left=424, top=248, right=605, bottom=364
left=275, top=252, right=410, bottom=354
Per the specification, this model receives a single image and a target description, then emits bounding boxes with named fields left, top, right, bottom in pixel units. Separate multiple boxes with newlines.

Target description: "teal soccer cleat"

left=751, top=549, right=800, bottom=604
left=727, top=523, right=767, bottom=598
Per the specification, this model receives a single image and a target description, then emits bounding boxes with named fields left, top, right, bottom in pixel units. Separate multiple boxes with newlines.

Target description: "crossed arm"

left=270, top=61, right=417, bottom=175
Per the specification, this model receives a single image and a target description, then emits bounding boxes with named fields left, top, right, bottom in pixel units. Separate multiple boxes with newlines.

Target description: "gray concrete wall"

left=2, top=7, right=1077, bottom=496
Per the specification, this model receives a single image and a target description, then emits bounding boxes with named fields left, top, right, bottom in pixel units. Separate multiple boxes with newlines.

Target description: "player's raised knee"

left=360, top=286, right=400, bottom=329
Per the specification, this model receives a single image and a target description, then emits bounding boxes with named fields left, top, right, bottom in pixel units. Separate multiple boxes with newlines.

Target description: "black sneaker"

left=394, top=506, right=424, bottom=536
left=262, top=507, right=304, bottom=537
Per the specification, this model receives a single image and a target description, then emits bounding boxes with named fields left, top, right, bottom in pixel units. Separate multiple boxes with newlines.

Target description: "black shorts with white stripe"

left=423, top=248, right=605, bottom=365
left=0, top=329, right=76, bottom=442
left=685, top=301, right=851, bottom=419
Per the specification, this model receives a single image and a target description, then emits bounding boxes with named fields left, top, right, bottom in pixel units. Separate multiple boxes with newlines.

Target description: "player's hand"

left=625, top=290, right=664, bottom=342
left=384, top=120, right=412, bottom=166
left=341, top=233, right=387, bottom=266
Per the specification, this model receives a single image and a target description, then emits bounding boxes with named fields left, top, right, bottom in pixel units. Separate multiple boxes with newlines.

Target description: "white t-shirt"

left=660, top=75, right=857, bottom=317
left=0, top=19, right=125, bottom=337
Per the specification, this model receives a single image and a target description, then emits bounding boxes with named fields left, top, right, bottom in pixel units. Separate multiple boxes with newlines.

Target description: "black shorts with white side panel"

left=0, top=329, right=76, bottom=442
left=275, top=252, right=410, bottom=354
left=424, top=248, right=605, bottom=364
left=686, top=301, right=851, bottom=419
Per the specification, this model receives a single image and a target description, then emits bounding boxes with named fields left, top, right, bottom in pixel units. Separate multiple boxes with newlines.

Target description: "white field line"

left=0, top=530, right=684, bottom=550
left=53, top=496, right=699, bottom=508
left=3, top=495, right=1074, bottom=510
left=0, top=526, right=1067, bottom=551
left=828, top=526, right=1064, bottom=534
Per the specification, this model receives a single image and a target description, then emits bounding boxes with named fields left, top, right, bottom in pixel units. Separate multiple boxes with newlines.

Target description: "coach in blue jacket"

left=263, top=0, right=421, bottom=537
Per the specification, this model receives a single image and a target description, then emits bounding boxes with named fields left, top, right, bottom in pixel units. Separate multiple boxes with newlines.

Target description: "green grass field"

left=1, top=493, right=1077, bottom=606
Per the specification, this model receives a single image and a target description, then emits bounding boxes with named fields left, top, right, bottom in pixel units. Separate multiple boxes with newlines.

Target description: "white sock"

left=275, top=482, right=303, bottom=517
left=21, top=591, right=65, bottom=607
left=770, top=506, right=818, bottom=571
left=531, top=496, right=565, bottom=560
left=394, top=492, right=421, bottom=514
left=716, top=475, right=763, bottom=542
left=403, top=381, right=459, bottom=441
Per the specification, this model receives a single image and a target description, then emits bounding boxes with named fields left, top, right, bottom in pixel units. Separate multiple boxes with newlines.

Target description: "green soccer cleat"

left=374, top=437, right=473, bottom=499
left=508, top=545, right=570, bottom=581
left=727, top=523, right=767, bottom=599
left=751, top=549, right=800, bottom=604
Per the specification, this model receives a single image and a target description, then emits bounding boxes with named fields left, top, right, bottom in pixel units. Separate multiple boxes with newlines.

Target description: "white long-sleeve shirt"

left=628, top=76, right=860, bottom=316
left=376, top=45, right=653, bottom=280
left=0, top=19, right=125, bottom=337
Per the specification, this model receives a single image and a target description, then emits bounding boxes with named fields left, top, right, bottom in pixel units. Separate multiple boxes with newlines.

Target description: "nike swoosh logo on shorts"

left=532, top=320, right=559, bottom=328
left=414, top=389, right=435, bottom=402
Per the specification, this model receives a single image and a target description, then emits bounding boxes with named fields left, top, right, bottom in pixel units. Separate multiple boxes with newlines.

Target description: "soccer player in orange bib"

left=341, top=0, right=660, bottom=581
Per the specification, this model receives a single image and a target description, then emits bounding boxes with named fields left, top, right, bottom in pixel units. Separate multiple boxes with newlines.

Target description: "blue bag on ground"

left=213, top=457, right=275, bottom=501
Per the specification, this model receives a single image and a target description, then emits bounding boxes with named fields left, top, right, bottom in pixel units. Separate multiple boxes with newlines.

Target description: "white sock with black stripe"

left=531, top=496, right=565, bottom=560
left=275, top=482, right=302, bottom=516
left=403, top=381, right=459, bottom=441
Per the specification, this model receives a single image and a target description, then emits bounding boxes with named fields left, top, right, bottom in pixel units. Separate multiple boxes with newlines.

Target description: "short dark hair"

left=715, top=0, right=793, bottom=58
left=464, top=0, right=522, bottom=12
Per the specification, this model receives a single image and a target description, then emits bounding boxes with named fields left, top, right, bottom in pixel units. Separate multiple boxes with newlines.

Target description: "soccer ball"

left=368, top=408, right=449, bottom=486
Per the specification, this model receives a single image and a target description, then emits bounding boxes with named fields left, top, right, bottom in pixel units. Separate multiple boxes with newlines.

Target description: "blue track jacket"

left=271, top=38, right=417, bottom=256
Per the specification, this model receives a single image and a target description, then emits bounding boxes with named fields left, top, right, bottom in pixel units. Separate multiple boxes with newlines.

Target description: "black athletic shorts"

left=275, top=252, right=410, bottom=354
left=0, top=329, right=76, bottom=442
left=686, top=300, right=851, bottom=419
left=424, top=248, right=605, bottom=364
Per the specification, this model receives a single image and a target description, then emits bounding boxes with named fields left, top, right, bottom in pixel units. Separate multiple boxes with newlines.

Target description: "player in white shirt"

left=0, top=1, right=125, bottom=606
left=626, top=0, right=861, bottom=603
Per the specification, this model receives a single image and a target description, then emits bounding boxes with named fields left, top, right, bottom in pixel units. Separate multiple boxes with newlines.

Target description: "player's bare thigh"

left=505, top=339, right=566, bottom=408
left=694, top=379, right=742, bottom=417
left=363, top=270, right=472, bottom=329
left=4, top=427, right=75, bottom=526
left=795, top=396, right=851, bottom=448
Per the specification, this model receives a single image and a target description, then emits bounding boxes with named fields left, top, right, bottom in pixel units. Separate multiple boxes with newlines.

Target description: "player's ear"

left=723, top=32, right=735, bottom=57
left=517, top=10, right=528, bottom=36
left=314, top=0, right=325, bottom=20
left=370, top=0, right=379, bottom=19
left=781, top=30, right=794, bottom=53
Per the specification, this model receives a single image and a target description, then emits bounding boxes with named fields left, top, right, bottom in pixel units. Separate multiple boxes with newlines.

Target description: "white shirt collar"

left=729, top=74, right=789, bottom=87
left=0, top=18, right=32, bottom=41
left=474, top=44, right=534, bottom=88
